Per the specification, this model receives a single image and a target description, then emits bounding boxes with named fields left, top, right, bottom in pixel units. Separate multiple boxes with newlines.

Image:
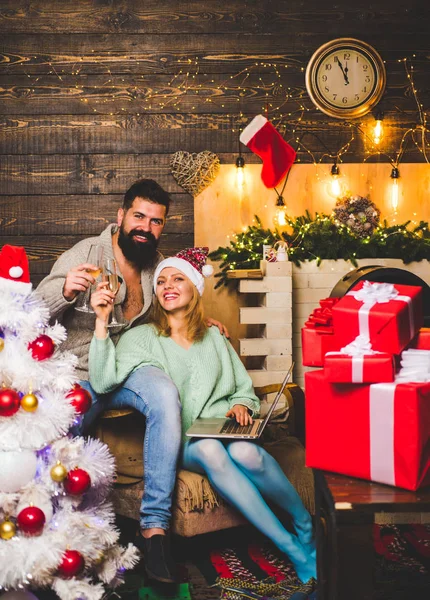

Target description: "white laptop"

left=185, top=363, right=294, bottom=440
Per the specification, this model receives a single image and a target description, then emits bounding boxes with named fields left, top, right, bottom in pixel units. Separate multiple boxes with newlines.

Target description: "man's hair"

left=151, top=285, right=207, bottom=342
left=123, top=179, right=171, bottom=215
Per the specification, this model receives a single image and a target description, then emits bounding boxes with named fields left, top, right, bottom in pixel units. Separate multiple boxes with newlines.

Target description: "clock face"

left=305, top=39, right=386, bottom=118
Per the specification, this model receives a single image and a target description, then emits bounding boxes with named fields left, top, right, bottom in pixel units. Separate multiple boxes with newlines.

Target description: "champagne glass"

left=75, top=244, right=104, bottom=313
left=102, top=258, right=124, bottom=328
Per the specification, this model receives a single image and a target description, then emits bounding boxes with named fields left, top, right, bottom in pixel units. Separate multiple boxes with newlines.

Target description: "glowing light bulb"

left=235, top=155, right=245, bottom=190
left=390, top=167, right=400, bottom=212
left=330, top=162, right=342, bottom=198
left=274, top=196, right=288, bottom=227
left=372, top=117, right=384, bottom=145
left=331, top=176, right=341, bottom=197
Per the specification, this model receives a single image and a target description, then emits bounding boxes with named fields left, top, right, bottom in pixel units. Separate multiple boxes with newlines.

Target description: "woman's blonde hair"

left=151, top=283, right=207, bottom=342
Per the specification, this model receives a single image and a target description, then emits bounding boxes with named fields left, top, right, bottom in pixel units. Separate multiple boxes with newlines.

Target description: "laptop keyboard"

left=220, top=420, right=255, bottom=435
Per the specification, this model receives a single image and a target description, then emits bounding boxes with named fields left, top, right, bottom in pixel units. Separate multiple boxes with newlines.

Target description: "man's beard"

left=117, top=226, right=159, bottom=270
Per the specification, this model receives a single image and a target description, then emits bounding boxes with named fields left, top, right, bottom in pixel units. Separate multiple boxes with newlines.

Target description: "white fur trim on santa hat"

left=154, top=257, right=205, bottom=296
left=240, top=115, right=268, bottom=146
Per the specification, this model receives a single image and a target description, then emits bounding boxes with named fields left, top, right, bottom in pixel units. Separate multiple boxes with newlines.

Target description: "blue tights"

left=182, top=438, right=316, bottom=583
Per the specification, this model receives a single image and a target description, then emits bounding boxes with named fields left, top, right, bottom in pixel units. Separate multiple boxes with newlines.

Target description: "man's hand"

left=206, top=317, right=230, bottom=338
left=63, top=263, right=98, bottom=301
left=225, top=404, right=253, bottom=426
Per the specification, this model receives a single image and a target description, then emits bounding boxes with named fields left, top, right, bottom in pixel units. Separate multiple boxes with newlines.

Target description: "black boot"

left=136, top=532, right=176, bottom=583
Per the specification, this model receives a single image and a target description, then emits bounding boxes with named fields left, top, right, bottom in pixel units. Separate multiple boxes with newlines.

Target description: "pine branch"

left=209, top=213, right=430, bottom=287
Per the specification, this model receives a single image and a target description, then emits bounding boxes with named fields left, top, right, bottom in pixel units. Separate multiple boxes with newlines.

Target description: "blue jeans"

left=75, top=366, right=182, bottom=530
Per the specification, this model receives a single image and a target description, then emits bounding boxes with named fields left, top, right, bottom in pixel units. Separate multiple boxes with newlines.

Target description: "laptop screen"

left=260, top=362, right=294, bottom=427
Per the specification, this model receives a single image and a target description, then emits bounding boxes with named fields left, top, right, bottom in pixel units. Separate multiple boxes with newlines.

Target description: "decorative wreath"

left=333, top=195, right=380, bottom=237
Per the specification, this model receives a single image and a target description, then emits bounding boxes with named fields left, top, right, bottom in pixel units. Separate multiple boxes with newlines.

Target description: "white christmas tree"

left=0, top=246, right=139, bottom=600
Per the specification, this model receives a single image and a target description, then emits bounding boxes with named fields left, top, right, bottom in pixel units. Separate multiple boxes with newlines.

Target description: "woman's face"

left=155, top=267, right=195, bottom=312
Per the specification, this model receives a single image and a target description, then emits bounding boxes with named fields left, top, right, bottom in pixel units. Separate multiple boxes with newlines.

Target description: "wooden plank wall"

left=0, top=0, right=429, bottom=284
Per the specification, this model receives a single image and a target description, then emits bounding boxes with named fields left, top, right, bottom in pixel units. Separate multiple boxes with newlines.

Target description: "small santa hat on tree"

left=0, top=244, right=32, bottom=294
left=239, top=115, right=296, bottom=188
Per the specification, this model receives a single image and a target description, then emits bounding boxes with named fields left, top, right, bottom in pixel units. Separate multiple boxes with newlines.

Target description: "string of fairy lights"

left=16, top=51, right=427, bottom=154
left=14, top=50, right=429, bottom=220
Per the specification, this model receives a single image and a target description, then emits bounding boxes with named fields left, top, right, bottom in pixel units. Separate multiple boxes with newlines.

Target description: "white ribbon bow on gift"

left=349, top=281, right=400, bottom=306
left=339, top=334, right=377, bottom=356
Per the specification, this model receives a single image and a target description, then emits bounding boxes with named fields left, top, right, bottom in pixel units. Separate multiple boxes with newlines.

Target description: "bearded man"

left=36, top=179, right=226, bottom=583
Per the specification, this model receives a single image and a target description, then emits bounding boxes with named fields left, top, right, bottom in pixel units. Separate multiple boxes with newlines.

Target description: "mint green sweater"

left=89, top=326, right=260, bottom=440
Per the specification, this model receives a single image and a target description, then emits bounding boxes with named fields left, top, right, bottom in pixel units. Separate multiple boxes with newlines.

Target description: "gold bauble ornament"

left=94, top=551, right=105, bottom=565
left=0, top=518, right=16, bottom=540
left=21, top=392, right=39, bottom=412
left=0, top=338, right=4, bottom=352
left=50, top=461, right=68, bottom=482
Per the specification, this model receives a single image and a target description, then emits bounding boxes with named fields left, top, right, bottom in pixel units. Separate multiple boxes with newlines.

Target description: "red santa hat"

left=153, top=247, right=214, bottom=296
left=0, top=245, right=32, bottom=294
left=239, top=115, right=296, bottom=188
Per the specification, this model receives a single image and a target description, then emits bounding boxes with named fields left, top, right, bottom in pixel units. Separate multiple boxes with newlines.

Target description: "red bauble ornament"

left=0, top=388, right=21, bottom=417
left=28, top=334, right=55, bottom=361
left=66, top=384, right=92, bottom=415
left=16, top=506, right=46, bottom=536
left=58, top=549, right=85, bottom=578
left=64, top=467, right=91, bottom=495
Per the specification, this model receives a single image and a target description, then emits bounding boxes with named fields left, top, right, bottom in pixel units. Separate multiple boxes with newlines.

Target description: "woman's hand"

left=226, top=404, right=253, bottom=426
left=91, top=282, right=115, bottom=325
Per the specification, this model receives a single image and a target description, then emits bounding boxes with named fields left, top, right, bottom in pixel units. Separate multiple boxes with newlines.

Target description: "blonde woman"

left=89, top=248, right=316, bottom=584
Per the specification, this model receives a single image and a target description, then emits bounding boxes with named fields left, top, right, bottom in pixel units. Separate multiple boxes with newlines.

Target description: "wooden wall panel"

left=1, top=73, right=426, bottom=116
left=1, top=34, right=429, bottom=75
left=0, top=194, right=193, bottom=235
left=0, top=1, right=428, bottom=35
left=0, top=0, right=428, bottom=283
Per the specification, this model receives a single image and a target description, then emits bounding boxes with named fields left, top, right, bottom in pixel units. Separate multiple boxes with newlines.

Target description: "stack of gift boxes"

left=302, top=280, right=430, bottom=491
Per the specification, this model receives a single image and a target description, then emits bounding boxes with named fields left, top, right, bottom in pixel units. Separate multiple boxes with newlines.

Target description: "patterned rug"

left=181, top=525, right=315, bottom=600
left=111, top=522, right=430, bottom=600
left=373, top=523, right=430, bottom=599
left=192, top=536, right=317, bottom=599
left=188, top=524, right=430, bottom=600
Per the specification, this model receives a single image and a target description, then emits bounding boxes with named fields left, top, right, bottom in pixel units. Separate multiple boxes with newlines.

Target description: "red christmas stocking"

left=240, top=115, right=296, bottom=188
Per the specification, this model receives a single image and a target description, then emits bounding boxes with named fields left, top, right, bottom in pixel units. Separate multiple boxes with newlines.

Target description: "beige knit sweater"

left=36, top=224, right=161, bottom=380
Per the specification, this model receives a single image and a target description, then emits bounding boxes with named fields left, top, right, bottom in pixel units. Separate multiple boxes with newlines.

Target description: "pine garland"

left=209, top=213, right=430, bottom=288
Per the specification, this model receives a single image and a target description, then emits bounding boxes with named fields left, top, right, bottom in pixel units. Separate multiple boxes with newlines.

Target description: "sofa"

left=95, top=382, right=314, bottom=537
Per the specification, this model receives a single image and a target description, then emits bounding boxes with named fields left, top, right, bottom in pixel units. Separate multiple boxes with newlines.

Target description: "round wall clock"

left=305, top=38, right=386, bottom=119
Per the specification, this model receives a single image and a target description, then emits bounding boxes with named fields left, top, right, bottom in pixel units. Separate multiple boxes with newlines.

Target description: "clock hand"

left=344, top=63, right=350, bottom=85
left=336, top=59, right=349, bottom=85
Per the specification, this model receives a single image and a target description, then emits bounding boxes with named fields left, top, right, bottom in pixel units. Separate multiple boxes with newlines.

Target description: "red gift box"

left=409, top=328, right=430, bottom=350
left=324, top=352, right=395, bottom=383
left=302, top=328, right=340, bottom=367
left=332, top=281, right=423, bottom=354
left=302, top=297, right=341, bottom=366
left=305, top=370, right=430, bottom=490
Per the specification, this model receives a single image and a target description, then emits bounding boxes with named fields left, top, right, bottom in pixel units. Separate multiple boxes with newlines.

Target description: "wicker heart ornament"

left=170, top=150, right=220, bottom=196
